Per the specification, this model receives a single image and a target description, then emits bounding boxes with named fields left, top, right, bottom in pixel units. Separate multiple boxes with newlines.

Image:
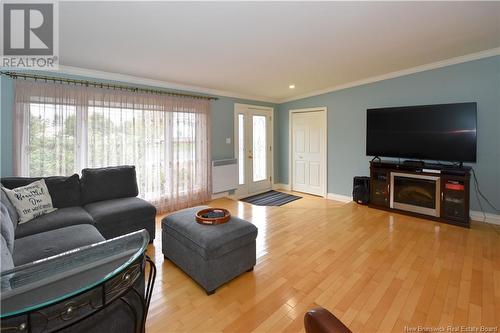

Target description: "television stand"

left=369, top=160, right=470, bottom=227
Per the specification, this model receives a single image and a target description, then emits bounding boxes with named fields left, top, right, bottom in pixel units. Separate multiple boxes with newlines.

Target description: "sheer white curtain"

left=13, top=80, right=212, bottom=213
left=13, top=80, right=87, bottom=176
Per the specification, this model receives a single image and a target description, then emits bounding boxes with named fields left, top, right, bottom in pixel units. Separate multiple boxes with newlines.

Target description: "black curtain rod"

left=0, top=71, right=218, bottom=101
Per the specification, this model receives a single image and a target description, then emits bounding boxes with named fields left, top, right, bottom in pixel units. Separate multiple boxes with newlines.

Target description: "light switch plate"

left=226, top=138, right=231, bottom=144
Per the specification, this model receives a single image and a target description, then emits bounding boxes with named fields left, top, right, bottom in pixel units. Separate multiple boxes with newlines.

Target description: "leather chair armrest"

left=304, top=307, right=353, bottom=333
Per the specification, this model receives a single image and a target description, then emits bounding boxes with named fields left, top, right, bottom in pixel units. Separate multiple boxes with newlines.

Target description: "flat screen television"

left=366, top=102, right=477, bottom=163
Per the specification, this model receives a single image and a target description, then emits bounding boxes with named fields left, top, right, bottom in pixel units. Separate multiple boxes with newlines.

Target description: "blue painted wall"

left=0, top=72, right=276, bottom=176
left=276, top=56, right=500, bottom=213
left=2, top=56, right=499, bottom=213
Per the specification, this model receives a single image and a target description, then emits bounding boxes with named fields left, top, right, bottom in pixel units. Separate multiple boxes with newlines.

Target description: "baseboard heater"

left=212, top=159, right=238, bottom=194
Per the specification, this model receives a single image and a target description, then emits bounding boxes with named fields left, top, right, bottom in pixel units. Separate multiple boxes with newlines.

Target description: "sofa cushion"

left=43, top=174, right=81, bottom=208
left=15, top=207, right=94, bottom=239
left=13, top=224, right=105, bottom=266
left=1, top=235, right=14, bottom=272
left=1, top=202, right=15, bottom=253
left=80, top=166, right=138, bottom=205
left=1, top=188, right=19, bottom=227
left=162, top=206, right=258, bottom=259
left=1, top=174, right=81, bottom=208
left=84, top=197, right=156, bottom=240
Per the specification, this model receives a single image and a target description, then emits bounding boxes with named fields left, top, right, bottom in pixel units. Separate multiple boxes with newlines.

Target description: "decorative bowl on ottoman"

left=196, top=208, right=231, bottom=225
left=161, top=206, right=258, bottom=295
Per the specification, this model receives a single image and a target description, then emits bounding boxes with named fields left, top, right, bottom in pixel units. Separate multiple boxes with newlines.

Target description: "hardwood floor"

left=145, top=193, right=500, bottom=333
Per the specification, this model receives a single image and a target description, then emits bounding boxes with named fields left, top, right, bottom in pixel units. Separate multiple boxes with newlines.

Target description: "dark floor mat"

left=240, top=190, right=302, bottom=206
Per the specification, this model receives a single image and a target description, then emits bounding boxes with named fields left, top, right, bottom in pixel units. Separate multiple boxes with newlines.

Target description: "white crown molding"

left=279, top=47, right=500, bottom=103
left=55, top=65, right=279, bottom=104
left=51, top=47, right=500, bottom=105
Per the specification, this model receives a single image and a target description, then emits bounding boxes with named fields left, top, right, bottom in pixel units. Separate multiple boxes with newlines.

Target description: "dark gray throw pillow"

left=80, top=166, right=139, bottom=205
left=44, top=174, right=81, bottom=208
left=0, top=174, right=81, bottom=208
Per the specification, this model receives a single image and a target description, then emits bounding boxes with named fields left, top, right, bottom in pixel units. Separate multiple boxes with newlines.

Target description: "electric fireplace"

left=390, top=172, right=441, bottom=217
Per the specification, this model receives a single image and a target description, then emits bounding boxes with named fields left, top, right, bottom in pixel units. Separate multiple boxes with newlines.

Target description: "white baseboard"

left=324, top=192, right=500, bottom=226
left=226, top=188, right=275, bottom=201
left=469, top=211, right=500, bottom=225
left=273, top=183, right=291, bottom=191
left=211, top=191, right=231, bottom=200
left=326, top=193, right=353, bottom=203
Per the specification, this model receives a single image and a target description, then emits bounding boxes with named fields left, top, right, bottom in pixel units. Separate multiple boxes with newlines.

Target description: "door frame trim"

left=289, top=107, right=328, bottom=198
left=233, top=103, right=274, bottom=199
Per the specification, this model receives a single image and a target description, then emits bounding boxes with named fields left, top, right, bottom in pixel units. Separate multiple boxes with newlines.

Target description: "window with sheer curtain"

left=13, top=80, right=212, bottom=213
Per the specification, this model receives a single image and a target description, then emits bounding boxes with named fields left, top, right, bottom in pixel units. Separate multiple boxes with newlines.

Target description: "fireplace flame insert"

left=390, top=172, right=441, bottom=217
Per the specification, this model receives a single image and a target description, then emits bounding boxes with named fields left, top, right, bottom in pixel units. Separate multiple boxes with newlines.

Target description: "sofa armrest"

left=304, top=307, right=352, bottom=333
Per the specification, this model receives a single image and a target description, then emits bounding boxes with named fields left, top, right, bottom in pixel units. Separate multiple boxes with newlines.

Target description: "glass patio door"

left=235, top=104, right=273, bottom=197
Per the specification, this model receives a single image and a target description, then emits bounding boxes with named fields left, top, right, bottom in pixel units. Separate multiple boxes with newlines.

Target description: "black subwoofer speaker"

left=353, top=176, right=370, bottom=204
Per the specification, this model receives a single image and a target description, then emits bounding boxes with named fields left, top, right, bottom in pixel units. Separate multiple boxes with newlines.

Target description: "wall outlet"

left=226, top=138, right=231, bottom=144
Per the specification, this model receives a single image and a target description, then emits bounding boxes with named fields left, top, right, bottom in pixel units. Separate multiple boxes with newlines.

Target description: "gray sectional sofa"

left=0, top=165, right=156, bottom=270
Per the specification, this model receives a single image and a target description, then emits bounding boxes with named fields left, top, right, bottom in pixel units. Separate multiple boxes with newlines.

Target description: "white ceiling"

left=59, top=2, right=500, bottom=102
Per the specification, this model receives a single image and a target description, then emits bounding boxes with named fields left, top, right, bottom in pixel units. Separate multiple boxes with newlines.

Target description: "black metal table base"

left=1, top=255, right=157, bottom=333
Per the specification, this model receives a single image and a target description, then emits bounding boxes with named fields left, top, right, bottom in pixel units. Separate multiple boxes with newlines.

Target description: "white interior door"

left=235, top=104, right=273, bottom=197
left=291, top=110, right=326, bottom=196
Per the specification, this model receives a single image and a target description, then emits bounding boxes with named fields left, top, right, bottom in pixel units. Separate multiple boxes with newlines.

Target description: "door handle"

left=248, top=155, right=253, bottom=159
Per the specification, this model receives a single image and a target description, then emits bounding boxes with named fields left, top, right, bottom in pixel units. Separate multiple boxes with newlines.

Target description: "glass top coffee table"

left=1, top=229, right=156, bottom=333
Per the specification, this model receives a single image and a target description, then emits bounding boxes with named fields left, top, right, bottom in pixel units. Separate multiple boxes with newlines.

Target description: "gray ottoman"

left=162, top=206, right=258, bottom=295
